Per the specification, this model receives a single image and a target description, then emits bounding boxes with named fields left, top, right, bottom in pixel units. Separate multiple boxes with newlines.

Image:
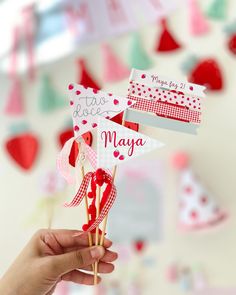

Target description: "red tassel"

left=155, top=19, right=182, bottom=52
left=77, top=59, right=101, bottom=90
left=4, top=78, right=24, bottom=116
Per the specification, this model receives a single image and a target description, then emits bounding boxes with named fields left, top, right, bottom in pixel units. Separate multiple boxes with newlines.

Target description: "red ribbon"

left=64, top=169, right=116, bottom=233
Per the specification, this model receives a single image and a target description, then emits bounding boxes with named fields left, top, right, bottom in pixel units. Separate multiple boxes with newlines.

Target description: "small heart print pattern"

left=113, top=150, right=120, bottom=158
left=119, top=155, right=125, bottom=160
left=82, top=120, right=87, bottom=125
left=128, top=80, right=201, bottom=111
left=92, top=123, right=97, bottom=128
left=113, top=99, right=119, bottom=105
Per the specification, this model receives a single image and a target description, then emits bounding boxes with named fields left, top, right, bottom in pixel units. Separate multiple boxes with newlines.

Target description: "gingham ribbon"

left=64, top=172, right=93, bottom=207
left=128, top=95, right=201, bottom=123
left=64, top=171, right=117, bottom=233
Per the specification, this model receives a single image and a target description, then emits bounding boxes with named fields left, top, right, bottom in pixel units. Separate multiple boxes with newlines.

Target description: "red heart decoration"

left=189, top=58, right=223, bottom=91
left=134, top=240, right=145, bottom=253
left=113, top=150, right=120, bottom=158
left=228, top=34, right=236, bottom=55
left=119, top=155, right=125, bottom=160
left=113, top=99, right=119, bottom=105
left=81, top=120, right=87, bottom=125
left=58, top=129, right=74, bottom=147
left=5, top=133, right=39, bottom=171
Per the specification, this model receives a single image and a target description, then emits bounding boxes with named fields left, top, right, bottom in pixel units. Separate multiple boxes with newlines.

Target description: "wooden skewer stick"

left=99, top=111, right=127, bottom=246
left=94, top=185, right=101, bottom=285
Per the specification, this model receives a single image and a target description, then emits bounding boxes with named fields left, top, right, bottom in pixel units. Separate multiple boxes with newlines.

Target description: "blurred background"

left=0, top=0, right=236, bottom=294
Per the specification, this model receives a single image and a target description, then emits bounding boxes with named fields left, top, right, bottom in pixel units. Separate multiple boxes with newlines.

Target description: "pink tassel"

left=22, top=5, right=36, bottom=81
left=4, top=78, right=24, bottom=116
left=189, top=0, right=210, bottom=36
left=102, top=43, right=130, bottom=83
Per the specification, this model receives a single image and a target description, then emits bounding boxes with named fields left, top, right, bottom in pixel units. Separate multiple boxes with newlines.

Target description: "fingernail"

left=90, top=246, right=105, bottom=259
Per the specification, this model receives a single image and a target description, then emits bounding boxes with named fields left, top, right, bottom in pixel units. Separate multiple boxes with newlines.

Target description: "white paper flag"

left=68, top=83, right=136, bottom=138
left=97, top=117, right=165, bottom=168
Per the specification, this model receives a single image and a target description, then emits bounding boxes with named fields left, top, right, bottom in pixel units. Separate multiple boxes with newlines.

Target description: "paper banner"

left=68, top=83, right=136, bottom=138
left=135, top=0, right=179, bottom=24
left=99, top=0, right=138, bottom=37
left=130, top=68, right=206, bottom=97
left=97, top=117, right=165, bottom=168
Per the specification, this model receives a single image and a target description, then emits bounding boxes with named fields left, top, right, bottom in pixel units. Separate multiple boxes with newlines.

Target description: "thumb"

left=50, top=246, right=105, bottom=276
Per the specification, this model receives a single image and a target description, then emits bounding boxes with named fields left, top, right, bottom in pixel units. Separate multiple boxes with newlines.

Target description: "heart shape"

left=5, top=133, right=39, bottom=171
left=70, top=100, right=74, bottom=106
left=81, top=120, right=87, bottom=125
left=119, top=155, right=125, bottom=160
left=76, top=90, right=81, bottom=95
left=113, top=99, right=119, bottom=105
left=68, top=84, right=74, bottom=90
left=127, top=100, right=132, bottom=106
left=141, top=74, right=146, bottom=79
left=113, top=150, right=120, bottom=158
left=74, top=125, right=79, bottom=131
left=92, top=123, right=97, bottom=128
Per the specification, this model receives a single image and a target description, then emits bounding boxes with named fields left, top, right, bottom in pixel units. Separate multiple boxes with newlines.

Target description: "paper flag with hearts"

left=125, top=68, right=205, bottom=135
left=68, top=83, right=136, bottom=138
left=97, top=117, right=165, bottom=168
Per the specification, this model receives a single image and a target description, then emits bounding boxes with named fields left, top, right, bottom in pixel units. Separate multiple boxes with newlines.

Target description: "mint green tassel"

left=38, top=75, right=66, bottom=113
left=224, top=20, right=236, bottom=35
left=207, top=0, right=227, bottom=20
left=181, top=55, right=198, bottom=74
left=129, top=33, right=152, bottom=70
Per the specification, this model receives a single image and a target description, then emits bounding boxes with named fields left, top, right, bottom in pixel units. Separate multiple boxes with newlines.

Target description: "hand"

left=0, top=229, right=118, bottom=295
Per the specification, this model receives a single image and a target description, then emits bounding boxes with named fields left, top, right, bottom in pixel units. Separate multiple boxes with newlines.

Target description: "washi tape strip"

left=130, top=68, right=206, bottom=97
left=128, top=95, right=201, bottom=124
left=128, top=80, right=202, bottom=111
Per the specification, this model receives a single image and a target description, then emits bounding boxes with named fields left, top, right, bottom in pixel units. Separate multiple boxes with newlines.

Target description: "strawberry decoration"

left=155, top=19, right=182, bottom=53
left=5, top=132, right=39, bottom=171
left=188, top=58, right=223, bottom=91
left=225, top=22, right=236, bottom=56
left=228, top=34, right=236, bottom=55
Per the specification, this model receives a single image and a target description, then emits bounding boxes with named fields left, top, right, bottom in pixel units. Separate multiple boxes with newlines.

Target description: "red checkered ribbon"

left=128, top=95, right=201, bottom=123
left=64, top=170, right=117, bottom=233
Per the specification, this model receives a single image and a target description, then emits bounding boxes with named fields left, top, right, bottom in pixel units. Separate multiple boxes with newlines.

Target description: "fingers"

left=50, top=246, right=105, bottom=276
left=81, top=262, right=115, bottom=273
left=62, top=270, right=101, bottom=285
left=100, top=249, right=118, bottom=263
left=40, top=229, right=112, bottom=250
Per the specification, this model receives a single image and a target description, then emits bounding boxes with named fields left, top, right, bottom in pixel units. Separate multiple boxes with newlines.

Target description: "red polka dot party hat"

left=172, top=152, right=227, bottom=231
